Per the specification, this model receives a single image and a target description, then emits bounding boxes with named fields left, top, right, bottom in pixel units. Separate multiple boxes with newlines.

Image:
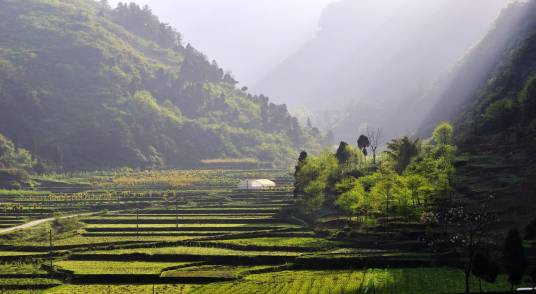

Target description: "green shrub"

left=0, top=168, right=31, bottom=189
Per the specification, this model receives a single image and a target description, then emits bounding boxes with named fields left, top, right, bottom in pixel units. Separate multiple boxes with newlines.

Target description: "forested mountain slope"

left=431, top=0, right=536, bottom=228
left=0, top=0, right=322, bottom=171
left=420, top=0, right=536, bottom=136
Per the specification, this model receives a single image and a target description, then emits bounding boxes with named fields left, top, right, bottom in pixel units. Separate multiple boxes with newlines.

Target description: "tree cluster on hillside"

left=0, top=133, right=32, bottom=171
left=0, top=133, right=35, bottom=189
left=293, top=122, right=456, bottom=225
left=0, top=0, right=324, bottom=171
left=457, top=22, right=536, bottom=155
left=294, top=121, right=536, bottom=292
left=109, top=2, right=182, bottom=51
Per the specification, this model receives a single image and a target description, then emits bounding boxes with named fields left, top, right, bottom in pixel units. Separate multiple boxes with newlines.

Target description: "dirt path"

left=0, top=213, right=95, bottom=234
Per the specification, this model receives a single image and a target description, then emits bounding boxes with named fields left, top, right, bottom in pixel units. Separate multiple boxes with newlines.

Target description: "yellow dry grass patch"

left=102, top=170, right=209, bottom=188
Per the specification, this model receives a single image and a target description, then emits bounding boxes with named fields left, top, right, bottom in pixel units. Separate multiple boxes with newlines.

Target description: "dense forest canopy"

left=0, top=0, right=323, bottom=171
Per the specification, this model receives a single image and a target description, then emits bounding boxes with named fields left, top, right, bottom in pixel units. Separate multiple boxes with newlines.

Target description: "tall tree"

left=472, top=251, right=500, bottom=293
left=357, top=135, right=370, bottom=156
left=503, top=229, right=528, bottom=292
left=367, top=127, right=382, bottom=166
left=371, top=175, right=397, bottom=221
left=335, top=179, right=366, bottom=223
left=425, top=200, right=497, bottom=294
left=293, top=151, right=308, bottom=198
left=335, top=141, right=351, bottom=165
left=530, top=267, right=536, bottom=292
left=432, top=121, right=454, bottom=146
left=525, top=217, right=536, bottom=241
left=385, top=136, right=420, bottom=174
left=295, top=152, right=338, bottom=223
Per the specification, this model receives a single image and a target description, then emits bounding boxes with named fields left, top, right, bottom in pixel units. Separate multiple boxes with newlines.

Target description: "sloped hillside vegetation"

left=0, top=0, right=323, bottom=171
left=435, top=0, right=536, bottom=229
left=0, top=133, right=33, bottom=189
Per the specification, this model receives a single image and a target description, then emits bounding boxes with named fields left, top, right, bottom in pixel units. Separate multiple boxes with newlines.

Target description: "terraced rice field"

left=0, top=170, right=524, bottom=293
left=54, top=261, right=195, bottom=274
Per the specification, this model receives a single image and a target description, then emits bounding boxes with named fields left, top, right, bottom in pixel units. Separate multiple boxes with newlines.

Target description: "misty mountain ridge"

left=254, top=0, right=512, bottom=142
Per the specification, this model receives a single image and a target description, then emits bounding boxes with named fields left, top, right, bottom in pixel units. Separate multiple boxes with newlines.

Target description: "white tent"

left=237, top=179, right=276, bottom=190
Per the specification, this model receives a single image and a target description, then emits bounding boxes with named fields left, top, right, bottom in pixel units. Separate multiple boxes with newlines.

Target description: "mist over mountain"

left=421, top=0, right=536, bottom=136
left=254, top=0, right=511, bottom=142
left=108, top=0, right=336, bottom=86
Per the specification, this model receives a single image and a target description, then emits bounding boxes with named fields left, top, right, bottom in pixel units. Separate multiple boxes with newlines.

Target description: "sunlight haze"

left=108, top=0, right=337, bottom=85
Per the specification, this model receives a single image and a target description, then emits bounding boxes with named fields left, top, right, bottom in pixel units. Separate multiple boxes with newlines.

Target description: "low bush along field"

left=84, top=246, right=301, bottom=256
left=87, top=215, right=277, bottom=220
left=0, top=278, right=62, bottom=286
left=44, top=284, right=196, bottom=294
left=0, top=263, right=62, bottom=290
left=160, top=265, right=273, bottom=279
left=83, top=223, right=296, bottom=228
left=215, top=237, right=342, bottom=248
left=50, top=235, right=196, bottom=246
left=0, top=262, right=48, bottom=274
left=0, top=251, right=47, bottom=256
left=1, top=235, right=198, bottom=247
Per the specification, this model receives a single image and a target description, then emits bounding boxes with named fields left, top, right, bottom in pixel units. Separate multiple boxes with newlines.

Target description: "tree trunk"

left=465, top=270, right=470, bottom=294
left=479, top=278, right=482, bottom=293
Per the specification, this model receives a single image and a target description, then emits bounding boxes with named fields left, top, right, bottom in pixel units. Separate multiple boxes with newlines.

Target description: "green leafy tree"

left=406, top=125, right=456, bottom=203
left=503, top=229, right=528, bottom=292
left=337, top=144, right=366, bottom=177
left=301, top=179, right=326, bottom=221
left=432, top=121, right=454, bottom=146
left=402, top=174, right=434, bottom=207
left=371, top=174, right=401, bottom=221
left=335, top=179, right=366, bottom=223
left=295, top=152, right=338, bottom=222
left=384, top=136, right=420, bottom=174
left=0, top=134, right=33, bottom=171
left=293, top=151, right=308, bottom=198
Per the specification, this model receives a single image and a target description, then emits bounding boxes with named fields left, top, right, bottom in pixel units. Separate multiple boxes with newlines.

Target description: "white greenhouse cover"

left=237, top=179, right=276, bottom=190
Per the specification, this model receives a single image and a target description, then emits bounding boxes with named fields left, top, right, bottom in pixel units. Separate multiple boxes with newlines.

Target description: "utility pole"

left=136, top=208, right=139, bottom=238
left=49, top=229, right=53, bottom=268
left=175, top=197, right=179, bottom=231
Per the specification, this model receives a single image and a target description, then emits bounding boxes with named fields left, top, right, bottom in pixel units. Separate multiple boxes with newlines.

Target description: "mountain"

left=430, top=0, right=536, bottom=227
left=421, top=0, right=536, bottom=136
left=254, top=0, right=509, bottom=141
left=0, top=0, right=322, bottom=171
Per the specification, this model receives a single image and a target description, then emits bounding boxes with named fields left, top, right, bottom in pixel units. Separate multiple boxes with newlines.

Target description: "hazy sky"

left=108, top=0, right=337, bottom=85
